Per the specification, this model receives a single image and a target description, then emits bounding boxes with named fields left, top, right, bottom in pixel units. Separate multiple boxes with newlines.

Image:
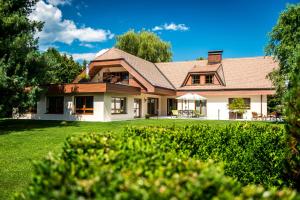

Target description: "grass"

left=0, top=119, right=276, bottom=199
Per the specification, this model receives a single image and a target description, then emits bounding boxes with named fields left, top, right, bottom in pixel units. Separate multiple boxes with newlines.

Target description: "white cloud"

left=30, top=1, right=114, bottom=48
left=71, top=48, right=109, bottom=61
left=152, top=23, right=189, bottom=32
left=46, top=0, right=71, bottom=6
left=79, top=43, right=94, bottom=48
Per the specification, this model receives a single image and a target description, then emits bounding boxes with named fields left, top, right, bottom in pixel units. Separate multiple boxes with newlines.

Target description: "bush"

left=17, top=123, right=299, bottom=199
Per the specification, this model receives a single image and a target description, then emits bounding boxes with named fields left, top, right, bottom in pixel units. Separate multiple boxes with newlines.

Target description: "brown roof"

left=94, top=48, right=174, bottom=89
left=92, top=48, right=277, bottom=91
left=156, top=57, right=277, bottom=90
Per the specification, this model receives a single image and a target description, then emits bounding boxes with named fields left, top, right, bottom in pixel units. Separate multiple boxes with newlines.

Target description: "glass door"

left=167, top=98, right=178, bottom=115
left=147, top=98, right=159, bottom=116
left=133, top=99, right=141, bottom=118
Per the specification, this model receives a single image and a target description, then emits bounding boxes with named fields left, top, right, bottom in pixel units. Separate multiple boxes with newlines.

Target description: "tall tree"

left=0, top=0, right=42, bottom=116
left=40, top=48, right=83, bottom=84
left=266, top=3, right=300, bottom=187
left=115, top=30, right=172, bottom=63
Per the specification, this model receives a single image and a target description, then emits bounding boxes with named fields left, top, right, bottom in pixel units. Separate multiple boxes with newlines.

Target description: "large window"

left=111, top=97, right=127, bottom=114
left=191, top=74, right=200, bottom=85
left=75, top=96, right=94, bottom=114
left=103, top=72, right=129, bottom=84
left=228, top=98, right=251, bottom=109
left=205, top=75, right=213, bottom=84
left=47, top=96, right=64, bottom=114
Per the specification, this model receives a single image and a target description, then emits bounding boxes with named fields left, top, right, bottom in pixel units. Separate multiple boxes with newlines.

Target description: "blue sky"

left=30, top=0, right=298, bottom=62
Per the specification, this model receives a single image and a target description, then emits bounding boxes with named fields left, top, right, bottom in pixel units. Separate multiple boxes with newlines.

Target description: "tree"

left=196, top=57, right=205, bottom=60
left=0, top=0, right=43, bottom=116
left=115, top=30, right=172, bottom=63
left=228, top=98, right=247, bottom=119
left=266, top=3, right=300, bottom=187
left=40, top=48, right=83, bottom=84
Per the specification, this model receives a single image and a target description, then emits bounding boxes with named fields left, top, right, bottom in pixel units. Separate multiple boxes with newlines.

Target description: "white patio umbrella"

left=176, top=93, right=206, bottom=117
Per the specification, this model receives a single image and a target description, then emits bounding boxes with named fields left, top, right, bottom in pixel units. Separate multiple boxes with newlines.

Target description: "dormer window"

left=205, top=75, right=213, bottom=84
left=191, top=74, right=200, bottom=85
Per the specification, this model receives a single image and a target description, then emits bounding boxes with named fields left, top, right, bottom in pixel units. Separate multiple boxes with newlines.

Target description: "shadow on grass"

left=0, top=119, right=80, bottom=135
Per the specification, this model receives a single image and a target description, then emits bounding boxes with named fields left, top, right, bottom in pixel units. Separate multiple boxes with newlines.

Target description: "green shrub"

left=17, top=123, right=299, bottom=199
left=124, top=123, right=291, bottom=186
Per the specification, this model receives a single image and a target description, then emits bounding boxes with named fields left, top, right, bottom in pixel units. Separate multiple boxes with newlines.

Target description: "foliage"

left=267, top=94, right=283, bottom=114
left=228, top=98, right=247, bottom=118
left=18, top=123, right=299, bottom=199
left=196, top=57, right=205, bottom=60
left=266, top=3, right=300, bottom=187
left=0, top=0, right=42, bottom=116
left=115, top=30, right=172, bottom=62
left=39, top=48, right=83, bottom=84
left=266, top=3, right=300, bottom=97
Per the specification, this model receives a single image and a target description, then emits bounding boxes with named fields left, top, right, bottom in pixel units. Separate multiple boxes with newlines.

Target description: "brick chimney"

left=208, top=50, right=223, bottom=64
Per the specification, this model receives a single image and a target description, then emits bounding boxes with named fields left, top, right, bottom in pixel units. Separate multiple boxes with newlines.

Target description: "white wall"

left=205, top=95, right=267, bottom=120
left=14, top=94, right=105, bottom=122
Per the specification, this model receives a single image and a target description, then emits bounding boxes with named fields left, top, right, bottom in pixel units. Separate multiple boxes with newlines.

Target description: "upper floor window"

left=111, top=97, right=127, bottom=114
left=205, top=75, right=213, bottom=84
left=191, top=74, right=200, bottom=85
left=103, top=72, right=129, bottom=84
left=75, top=96, right=94, bottom=114
left=46, top=96, right=64, bottom=114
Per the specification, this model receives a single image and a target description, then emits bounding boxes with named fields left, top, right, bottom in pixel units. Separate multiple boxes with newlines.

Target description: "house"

left=15, top=48, right=277, bottom=121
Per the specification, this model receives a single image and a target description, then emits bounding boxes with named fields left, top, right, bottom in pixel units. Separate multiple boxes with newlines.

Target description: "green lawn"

left=0, top=119, right=276, bottom=199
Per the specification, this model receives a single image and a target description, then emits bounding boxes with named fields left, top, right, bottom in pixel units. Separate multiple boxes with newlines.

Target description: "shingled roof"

left=92, top=48, right=277, bottom=91
left=94, top=48, right=174, bottom=90
left=156, top=57, right=277, bottom=90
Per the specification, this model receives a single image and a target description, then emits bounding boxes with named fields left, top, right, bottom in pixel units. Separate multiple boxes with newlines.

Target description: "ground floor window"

left=228, top=98, right=251, bottom=109
left=111, top=97, right=127, bottom=114
left=46, top=96, right=64, bottom=114
left=75, top=96, right=94, bottom=114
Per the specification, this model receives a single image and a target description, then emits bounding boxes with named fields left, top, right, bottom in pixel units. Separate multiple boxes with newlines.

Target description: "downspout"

left=260, top=95, right=263, bottom=115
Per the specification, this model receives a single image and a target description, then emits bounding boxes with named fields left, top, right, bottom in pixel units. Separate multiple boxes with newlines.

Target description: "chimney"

left=208, top=50, right=223, bottom=64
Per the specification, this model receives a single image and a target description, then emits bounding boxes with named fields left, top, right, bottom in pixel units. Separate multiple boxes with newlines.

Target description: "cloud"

left=152, top=23, right=189, bottom=31
left=46, top=0, right=71, bottom=6
left=79, top=43, right=94, bottom=48
left=30, top=1, right=114, bottom=48
left=71, top=48, right=109, bottom=61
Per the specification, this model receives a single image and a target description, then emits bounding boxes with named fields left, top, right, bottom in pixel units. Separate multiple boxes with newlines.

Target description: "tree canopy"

left=39, top=48, right=83, bottom=84
left=0, top=0, right=42, bottom=115
left=266, top=3, right=300, bottom=187
left=115, top=30, right=172, bottom=63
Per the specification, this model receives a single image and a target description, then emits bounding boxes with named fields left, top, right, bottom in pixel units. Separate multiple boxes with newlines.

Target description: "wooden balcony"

left=46, top=82, right=141, bottom=95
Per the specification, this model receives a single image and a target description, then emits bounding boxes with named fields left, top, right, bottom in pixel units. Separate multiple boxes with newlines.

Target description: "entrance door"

left=133, top=99, right=141, bottom=118
left=167, top=98, right=178, bottom=115
left=147, top=98, right=159, bottom=116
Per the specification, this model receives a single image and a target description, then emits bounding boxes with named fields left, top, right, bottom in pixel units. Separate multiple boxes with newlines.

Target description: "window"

left=228, top=98, right=251, bottom=109
left=191, top=74, right=200, bottom=84
left=47, top=96, right=64, bottom=114
left=103, top=72, right=129, bottom=84
left=75, top=96, right=94, bottom=114
left=111, top=97, right=127, bottom=114
left=205, top=75, right=213, bottom=84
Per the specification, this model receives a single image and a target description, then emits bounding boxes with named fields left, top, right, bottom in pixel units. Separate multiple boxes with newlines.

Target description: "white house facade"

left=14, top=48, right=276, bottom=121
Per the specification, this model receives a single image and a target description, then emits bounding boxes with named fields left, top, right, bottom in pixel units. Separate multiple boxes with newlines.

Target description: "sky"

left=30, top=0, right=299, bottom=62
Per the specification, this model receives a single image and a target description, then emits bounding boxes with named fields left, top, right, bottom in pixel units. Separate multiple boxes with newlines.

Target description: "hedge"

left=17, top=123, right=299, bottom=200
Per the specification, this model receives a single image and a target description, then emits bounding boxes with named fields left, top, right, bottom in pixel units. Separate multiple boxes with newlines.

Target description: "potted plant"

left=228, top=98, right=247, bottom=119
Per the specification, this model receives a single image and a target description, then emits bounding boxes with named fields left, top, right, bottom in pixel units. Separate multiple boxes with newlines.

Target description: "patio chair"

left=171, top=110, right=179, bottom=118
left=252, top=112, right=262, bottom=120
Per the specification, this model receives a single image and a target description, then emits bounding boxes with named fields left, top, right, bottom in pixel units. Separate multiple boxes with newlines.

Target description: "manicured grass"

left=0, top=119, right=277, bottom=199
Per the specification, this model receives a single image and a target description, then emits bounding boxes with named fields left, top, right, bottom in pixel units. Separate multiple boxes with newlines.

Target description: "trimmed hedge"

left=124, top=123, right=292, bottom=186
left=17, top=123, right=298, bottom=199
